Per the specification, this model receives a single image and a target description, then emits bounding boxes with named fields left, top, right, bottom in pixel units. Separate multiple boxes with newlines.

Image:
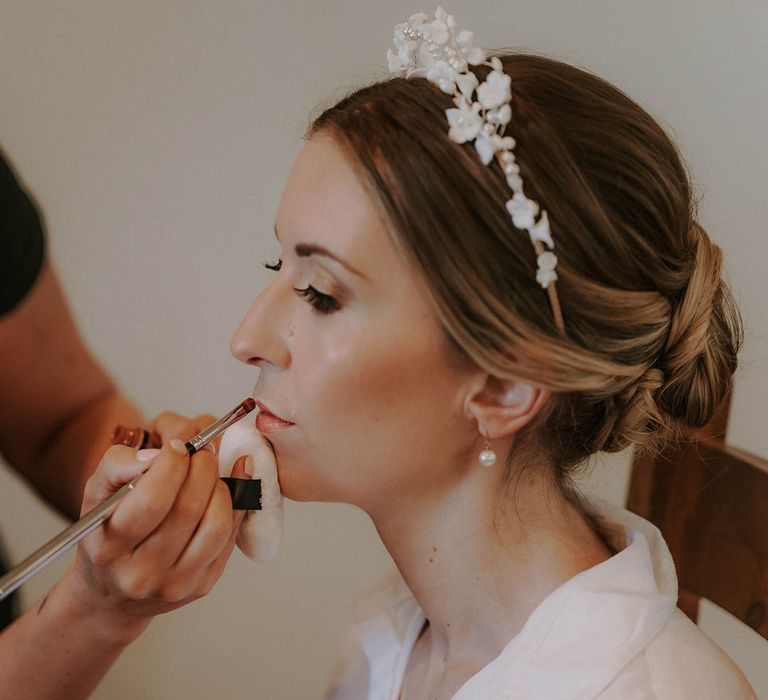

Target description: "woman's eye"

left=293, top=285, right=340, bottom=315
left=263, top=258, right=282, bottom=272
left=262, top=258, right=339, bottom=314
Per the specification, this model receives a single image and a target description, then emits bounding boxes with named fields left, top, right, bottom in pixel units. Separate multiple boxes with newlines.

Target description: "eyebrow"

left=273, top=224, right=367, bottom=280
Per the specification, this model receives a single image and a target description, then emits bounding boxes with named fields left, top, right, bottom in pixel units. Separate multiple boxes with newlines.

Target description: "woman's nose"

left=230, top=284, right=291, bottom=369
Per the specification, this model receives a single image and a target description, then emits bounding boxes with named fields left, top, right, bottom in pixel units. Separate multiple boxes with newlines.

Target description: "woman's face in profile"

left=230, top=133, right=478, bottom=511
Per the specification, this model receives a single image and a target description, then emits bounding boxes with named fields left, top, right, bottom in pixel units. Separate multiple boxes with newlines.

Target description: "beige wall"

left=0, top=1, right=766, bottom=697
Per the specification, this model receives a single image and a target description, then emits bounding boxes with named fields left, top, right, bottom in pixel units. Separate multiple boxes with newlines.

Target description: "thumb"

left=230, top=454, right=250, bottom=479
left=229, top=455, right=250, bottom=529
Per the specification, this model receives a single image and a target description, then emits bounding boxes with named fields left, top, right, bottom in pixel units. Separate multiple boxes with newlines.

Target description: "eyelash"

left=262, top=258, right=340, bottom=315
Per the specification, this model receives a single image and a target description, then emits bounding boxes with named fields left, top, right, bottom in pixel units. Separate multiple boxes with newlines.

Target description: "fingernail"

left=136, top=448, right=161, bottom=462
left=244, top=456, right=254, bottom=477
left=169, top=439, right=188, bottom=455
left=201, top=442, right=217, bottom=456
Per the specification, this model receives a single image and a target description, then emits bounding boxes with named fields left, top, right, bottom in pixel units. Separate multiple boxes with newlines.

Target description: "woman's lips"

left=255, top=401, right=294, bottom=433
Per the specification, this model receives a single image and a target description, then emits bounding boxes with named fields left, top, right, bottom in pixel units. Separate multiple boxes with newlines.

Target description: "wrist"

left=57, top=564, right=152, bottom=646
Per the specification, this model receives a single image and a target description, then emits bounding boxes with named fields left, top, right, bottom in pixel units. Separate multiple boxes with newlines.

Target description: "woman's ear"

left=464, top=375, right=550, bottom=440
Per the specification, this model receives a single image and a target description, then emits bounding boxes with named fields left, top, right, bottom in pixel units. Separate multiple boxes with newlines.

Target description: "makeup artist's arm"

left=0, top=259, right=143, bottom=518
left=0, top=442, right=247, bottom=699
left=0, top=260, right=214, bottom=520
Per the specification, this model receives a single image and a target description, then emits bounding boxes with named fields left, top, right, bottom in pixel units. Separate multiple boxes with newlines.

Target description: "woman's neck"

left=368, top=462, right=613, bottom=671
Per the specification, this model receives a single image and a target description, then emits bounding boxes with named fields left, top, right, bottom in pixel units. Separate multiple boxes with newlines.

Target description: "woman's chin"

left=275, top=461, right=354, bottom=504
left=274, top=459, right=324, bottom=502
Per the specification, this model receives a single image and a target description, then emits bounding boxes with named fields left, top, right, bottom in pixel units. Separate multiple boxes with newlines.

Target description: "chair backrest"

left=626, top=391, right=768, bottom=640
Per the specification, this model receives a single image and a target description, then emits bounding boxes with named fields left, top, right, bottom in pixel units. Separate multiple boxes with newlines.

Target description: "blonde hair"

left=307, top=52, right=743, bottom=499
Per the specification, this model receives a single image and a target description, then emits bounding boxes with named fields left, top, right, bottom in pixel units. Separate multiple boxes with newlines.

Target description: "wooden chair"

left=626, top=389, right=768, bottom=640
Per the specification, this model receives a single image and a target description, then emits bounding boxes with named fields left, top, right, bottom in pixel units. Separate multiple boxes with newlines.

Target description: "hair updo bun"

left=592, top=223, right=743, bottom=455
left=654, top=223, right=742, bottom=431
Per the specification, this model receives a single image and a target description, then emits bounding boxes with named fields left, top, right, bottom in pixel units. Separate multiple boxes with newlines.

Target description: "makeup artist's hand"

left=67, top=440, right=247, bottom=638
left=148, top=411, right=218, bottom=447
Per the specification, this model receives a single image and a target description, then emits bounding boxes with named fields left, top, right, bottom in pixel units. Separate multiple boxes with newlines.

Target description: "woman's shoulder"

left=598, top=608, right=757, bottom=699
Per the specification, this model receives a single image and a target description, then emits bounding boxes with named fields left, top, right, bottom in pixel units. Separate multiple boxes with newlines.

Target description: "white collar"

left=350, top=497, right=678, bottom=699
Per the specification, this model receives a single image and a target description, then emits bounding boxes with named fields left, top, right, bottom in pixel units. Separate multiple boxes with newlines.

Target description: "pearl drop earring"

left=479, top=427, right=497, bottom=467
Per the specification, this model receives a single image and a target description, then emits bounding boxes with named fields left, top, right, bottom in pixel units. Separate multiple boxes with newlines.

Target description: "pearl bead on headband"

left=387, top=7, right=566, bottom=336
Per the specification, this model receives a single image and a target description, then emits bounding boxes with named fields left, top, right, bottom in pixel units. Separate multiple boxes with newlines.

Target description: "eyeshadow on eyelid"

left=274, top=224, right=369, bottom=281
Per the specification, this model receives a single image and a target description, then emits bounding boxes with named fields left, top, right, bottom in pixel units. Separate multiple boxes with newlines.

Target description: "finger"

left=178, top=456, right=254, bottom=597
left=230, top=455, right=248, bottom=538
left=79, top=445, right=149, bottom=563
left=105, top=440, right=190, bottom=549
left=228, top=456, right=249, bottom=530
left=191, top=413, right=220, bottom=455
left=190, top=487, right=247, bottom=598
left=193, top=532, right=239, bottom=599
left=151, top=412, right=200, bottom=443
left=230, top=454, right=249, bottom=478
left=164, top=479, right=237, bottom=598
left=129, top=450, right=220, bottom=572
left=233, top=507, right=247, bottom=533
left=80, top=445, right=159, bottom=515
left=193, top=413, right=217, bottom=432
left=219, top=423, right=282, bottom=561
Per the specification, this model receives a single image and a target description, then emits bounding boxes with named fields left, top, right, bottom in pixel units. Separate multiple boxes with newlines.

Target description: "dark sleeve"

left=0, top=148, right=47, bottom=316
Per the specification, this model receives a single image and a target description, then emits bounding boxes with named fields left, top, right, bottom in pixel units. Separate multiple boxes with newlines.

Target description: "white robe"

left=325, top=498, right=757, bottom=699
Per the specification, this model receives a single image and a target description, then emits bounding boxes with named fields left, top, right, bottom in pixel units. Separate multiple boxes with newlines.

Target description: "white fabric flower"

left=438, top=78, right=455, bottom=93
left=427, top=61, right=457, bottom=94
left=417, top=42, right=435, bottom=69
left=417, top=12, right=449, bottom=45
left=408, top=12, right=429, bottom=34
left=428, top=19, right=449, bottom=44
left=447, top=100, right=482, bottom=143
left=455, top=71, right=478, bottom=98
left=404, top=43, right=436, bottom=78
left=528, top=210, right=554, bottom=248
left=506, top=193, right=540, bottom=229
left=536, top=267, right=558, bottom=289
left=456, top=29, right=474, bottom=47
left=536, top=252, right=558, bottom=288
left=496, top=103, right=512, bottom=125
left=474, top=133, right=496, bottom=165
left=450, top=54, right=468, bottom=73
left=466, top=46, right=486, bottom=65
left=538, top=251, right=557, bottom=270
left=506, top=173, right=523, bottom=190
left=393, top=24, right=418, bottom=67
left=477, top=70, right=511, bottom=109
left=474, top=133, right=516, bottom=165
left=387, top=49, right=405, bottom=74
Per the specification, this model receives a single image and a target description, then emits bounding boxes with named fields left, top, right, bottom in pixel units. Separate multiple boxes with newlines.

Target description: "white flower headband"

left=387, top=7, right=565, bottom=335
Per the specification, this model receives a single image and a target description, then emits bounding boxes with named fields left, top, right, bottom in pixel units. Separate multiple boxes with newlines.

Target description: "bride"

left=226, top=8, right=754, bottom=699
